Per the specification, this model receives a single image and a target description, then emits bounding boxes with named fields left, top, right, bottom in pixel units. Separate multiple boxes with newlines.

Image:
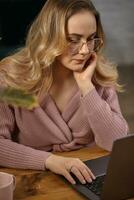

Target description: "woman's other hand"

left=45, top=154, right=95, bottom=184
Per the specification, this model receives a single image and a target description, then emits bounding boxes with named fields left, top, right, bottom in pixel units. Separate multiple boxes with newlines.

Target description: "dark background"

left=0, top=0, right=133, bottom=132
left=0, top=0, right=44, bottom=46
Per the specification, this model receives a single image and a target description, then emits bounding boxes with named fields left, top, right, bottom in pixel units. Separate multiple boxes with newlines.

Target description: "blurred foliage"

left=0, top=87, right=38, bottom=109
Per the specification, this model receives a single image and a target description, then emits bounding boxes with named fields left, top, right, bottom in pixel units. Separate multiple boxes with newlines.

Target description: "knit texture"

left=0, top=86, right=128, bottom=170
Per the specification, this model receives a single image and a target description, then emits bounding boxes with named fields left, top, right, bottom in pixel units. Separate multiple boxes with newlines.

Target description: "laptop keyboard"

left=85, top=174, right=106, bottom=196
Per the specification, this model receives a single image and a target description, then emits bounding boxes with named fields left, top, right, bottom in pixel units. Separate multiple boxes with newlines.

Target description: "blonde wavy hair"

left=0, top=0, right=122, bottom=100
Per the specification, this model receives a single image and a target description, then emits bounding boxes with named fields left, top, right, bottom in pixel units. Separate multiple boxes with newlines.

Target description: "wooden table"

left=0, top=146, right=107, bottom=200
left=0, top=146, right=133, bottom=200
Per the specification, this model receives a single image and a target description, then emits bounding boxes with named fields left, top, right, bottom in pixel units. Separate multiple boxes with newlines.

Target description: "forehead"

left=67, top=11, right=96, bottom=37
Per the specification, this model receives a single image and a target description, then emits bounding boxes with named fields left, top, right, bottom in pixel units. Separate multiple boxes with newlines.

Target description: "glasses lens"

left=70, top=43, right=80, bottom=54
left=93, top=38, right=102, bottom=51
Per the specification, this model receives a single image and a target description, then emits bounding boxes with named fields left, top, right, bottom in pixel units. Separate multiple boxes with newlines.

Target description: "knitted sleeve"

left=0, top=103, right=52, bottom=170
left=80, top=87, right=129, bottom=151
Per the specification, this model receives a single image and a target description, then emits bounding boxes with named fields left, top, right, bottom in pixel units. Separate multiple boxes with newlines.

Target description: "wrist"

left=80, top=82, right=94, bottom=97
left=45, top=154, right=55, bottom=170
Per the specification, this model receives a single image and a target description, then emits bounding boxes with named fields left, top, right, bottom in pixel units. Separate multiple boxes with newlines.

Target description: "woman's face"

left=57, top=11, right=97, bottom=72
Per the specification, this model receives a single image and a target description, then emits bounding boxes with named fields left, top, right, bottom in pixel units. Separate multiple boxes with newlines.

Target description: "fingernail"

left=82, top=180, right=86, bottom=184
left=72, top=181, right=76, bottom=184
left=88, top=178, right=92, bottom=183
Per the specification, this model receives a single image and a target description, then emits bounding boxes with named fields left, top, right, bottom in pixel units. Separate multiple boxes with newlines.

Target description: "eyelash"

left=68, top=39, right=79, bottom=43
left=68, top=37, right=96, bottom=43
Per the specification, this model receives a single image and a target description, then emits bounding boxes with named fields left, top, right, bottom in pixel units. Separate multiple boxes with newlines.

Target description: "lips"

left=74, top=59, right=85, bottom=63
left=74, top=59, right=85, bottom=62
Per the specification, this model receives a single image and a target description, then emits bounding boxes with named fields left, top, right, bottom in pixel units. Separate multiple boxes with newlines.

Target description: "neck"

left=52, top=61, right=74, bottom=85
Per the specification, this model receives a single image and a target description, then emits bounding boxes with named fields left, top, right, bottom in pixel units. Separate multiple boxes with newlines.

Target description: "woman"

left=0, top=0, right=128, bottom=185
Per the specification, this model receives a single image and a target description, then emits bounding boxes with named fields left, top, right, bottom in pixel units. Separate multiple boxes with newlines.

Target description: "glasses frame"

left=68, top=37, right=103, bottom=54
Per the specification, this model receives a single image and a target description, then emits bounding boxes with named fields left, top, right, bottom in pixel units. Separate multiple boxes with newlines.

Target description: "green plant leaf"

left=0, top=87, right=38, bottom=109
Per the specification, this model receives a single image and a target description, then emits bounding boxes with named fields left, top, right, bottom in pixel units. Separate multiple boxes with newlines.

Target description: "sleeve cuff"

left=80, top=87, right=103, bottom=115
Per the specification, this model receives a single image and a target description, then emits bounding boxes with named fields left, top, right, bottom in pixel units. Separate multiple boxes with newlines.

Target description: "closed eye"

left=67, top=38, right=80, bottom=43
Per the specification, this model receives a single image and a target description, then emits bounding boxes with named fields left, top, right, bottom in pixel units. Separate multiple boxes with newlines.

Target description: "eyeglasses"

left=67, top=37, right=103, bottom=54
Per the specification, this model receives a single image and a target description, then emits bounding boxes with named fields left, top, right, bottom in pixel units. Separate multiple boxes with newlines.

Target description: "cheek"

left=58, top=52, right=72, bottom=66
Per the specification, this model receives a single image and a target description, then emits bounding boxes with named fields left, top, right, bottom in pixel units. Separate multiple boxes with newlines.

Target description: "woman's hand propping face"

left=73, top=53, right=97, bottom=96
left=45, top=155, right=95, bottom=185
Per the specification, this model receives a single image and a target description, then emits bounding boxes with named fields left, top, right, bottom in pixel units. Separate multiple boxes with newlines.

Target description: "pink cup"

left=0, top=172, right=16, bottom=200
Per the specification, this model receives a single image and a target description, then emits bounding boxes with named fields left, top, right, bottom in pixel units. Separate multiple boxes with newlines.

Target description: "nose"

left=79, top=42, right=90, bottom=55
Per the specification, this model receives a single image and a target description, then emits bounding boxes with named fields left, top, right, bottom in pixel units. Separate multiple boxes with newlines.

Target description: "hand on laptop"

left=45, top=154, right=96, bottom=184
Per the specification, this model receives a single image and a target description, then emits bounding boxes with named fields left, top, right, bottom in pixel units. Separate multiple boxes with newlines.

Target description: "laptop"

left=70, top=134, right=134, bottom=200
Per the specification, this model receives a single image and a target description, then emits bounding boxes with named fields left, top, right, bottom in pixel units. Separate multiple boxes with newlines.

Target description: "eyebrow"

left=68, top=32, right=97, bottom=39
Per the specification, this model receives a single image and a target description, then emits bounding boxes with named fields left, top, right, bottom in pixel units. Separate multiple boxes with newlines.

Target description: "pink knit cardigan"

left=0, top=86, right=128, bottom=170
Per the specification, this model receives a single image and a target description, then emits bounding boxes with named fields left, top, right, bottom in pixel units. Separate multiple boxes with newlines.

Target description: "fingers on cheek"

left=91, top=52, right=97, bottom=62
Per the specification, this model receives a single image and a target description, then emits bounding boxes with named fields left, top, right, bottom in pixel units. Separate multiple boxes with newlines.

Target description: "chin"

left=64, top=60, right=85, bottom=72
left=74, top=63, right=85, bottom=71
